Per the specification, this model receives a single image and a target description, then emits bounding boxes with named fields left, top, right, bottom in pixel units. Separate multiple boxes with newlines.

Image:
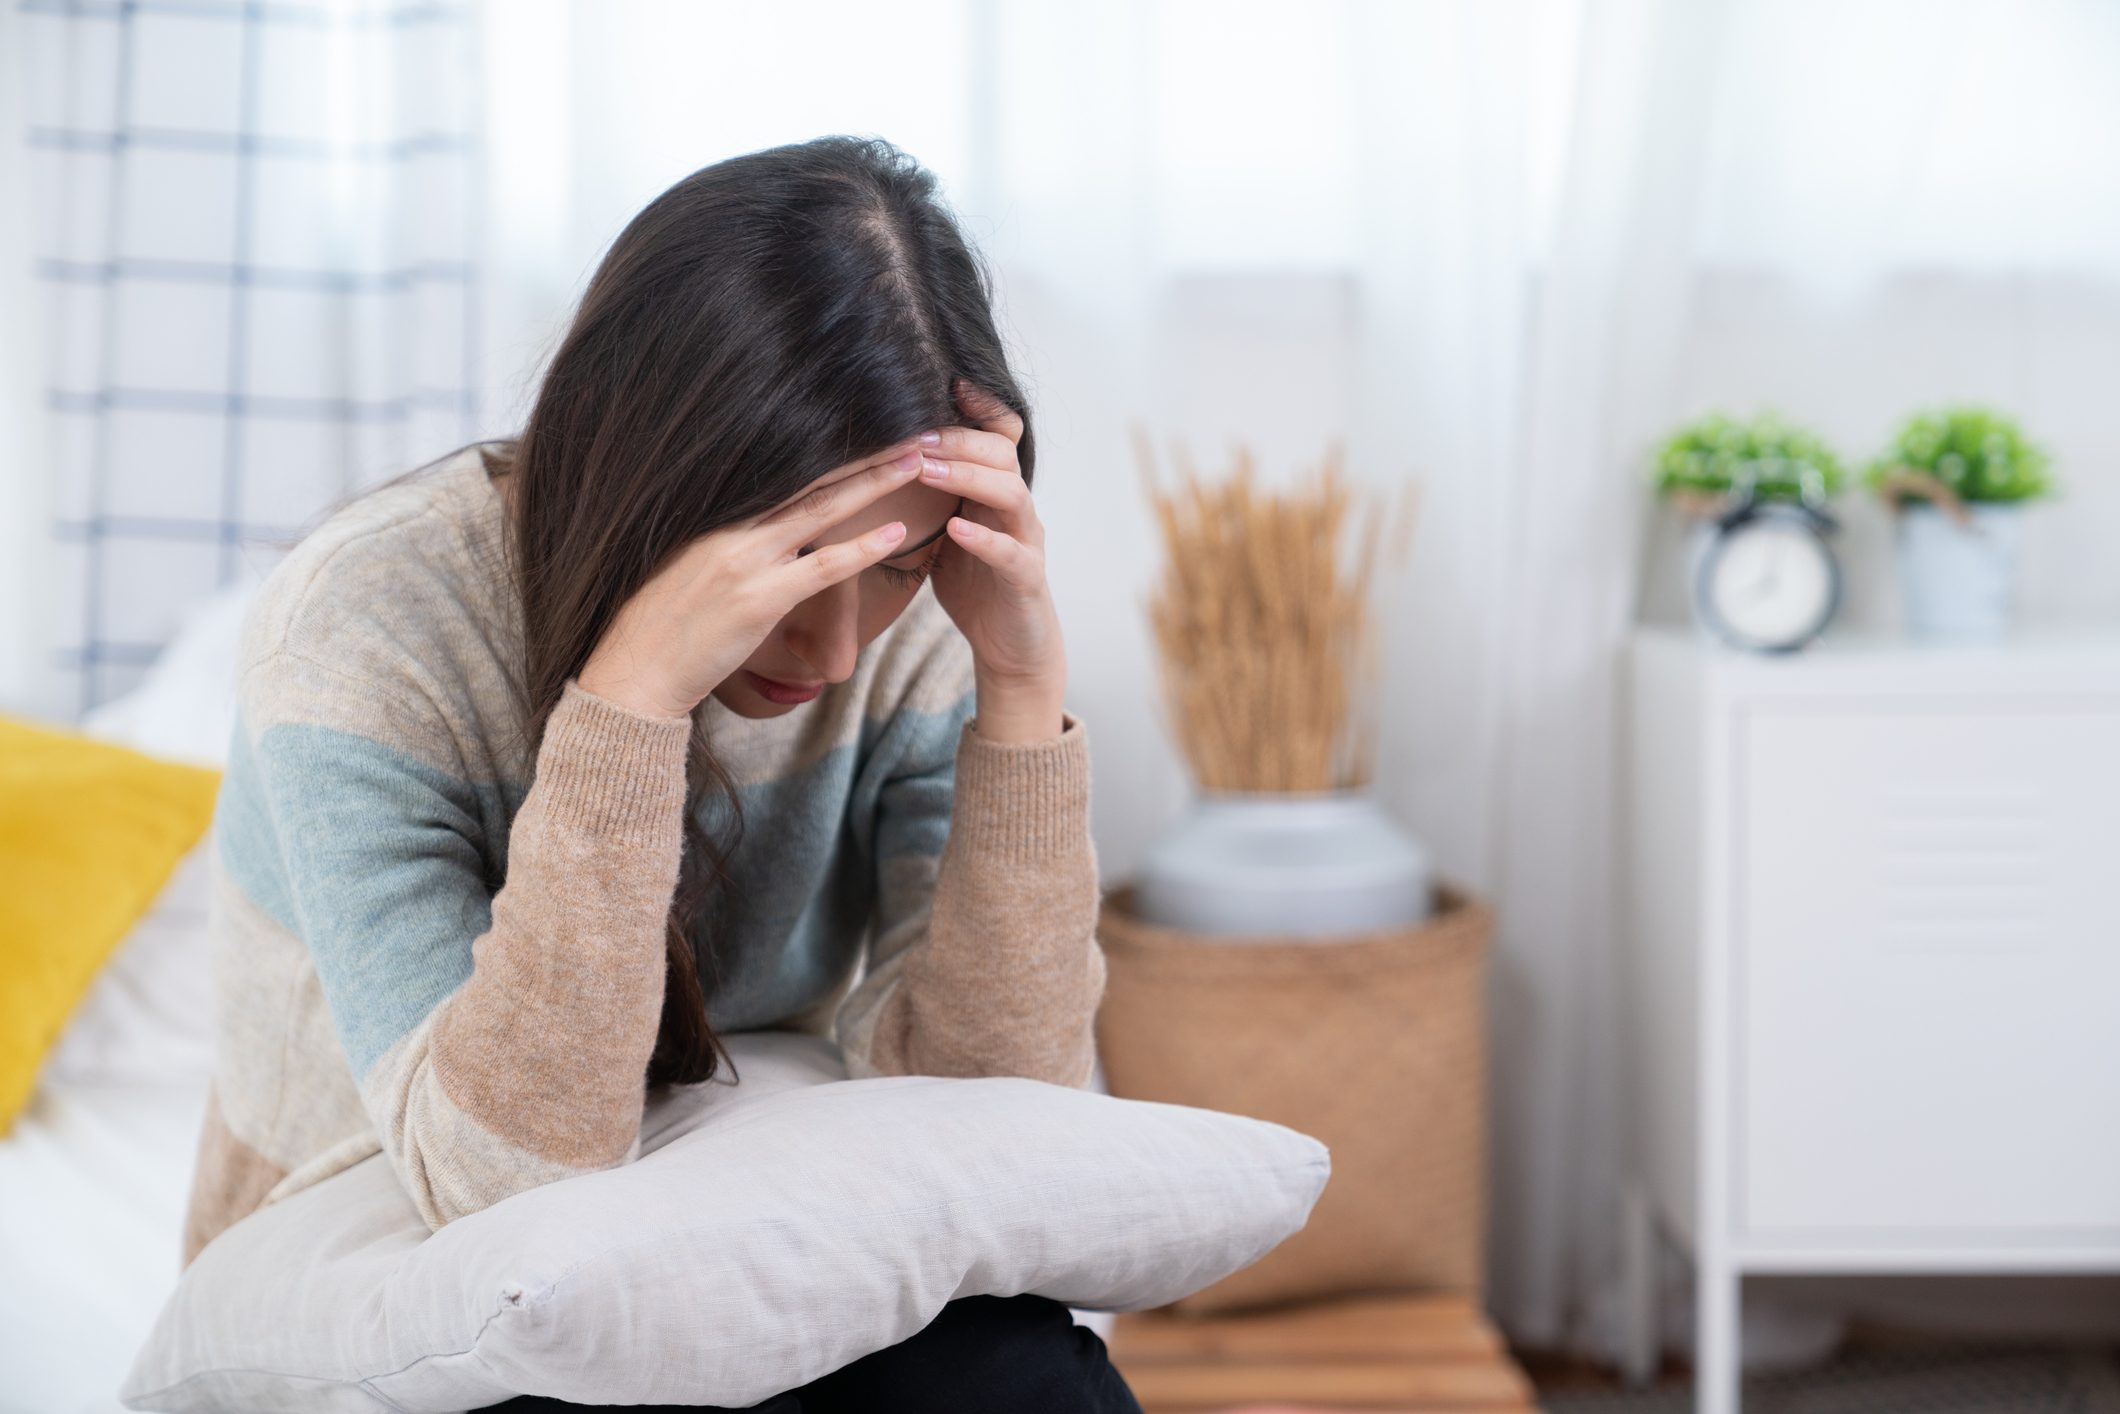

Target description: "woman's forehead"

left=805, top=479, right=960, bottom=557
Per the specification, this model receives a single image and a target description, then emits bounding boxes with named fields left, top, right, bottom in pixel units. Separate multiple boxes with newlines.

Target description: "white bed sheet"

left=0, top=1075, right=210, bottom=1414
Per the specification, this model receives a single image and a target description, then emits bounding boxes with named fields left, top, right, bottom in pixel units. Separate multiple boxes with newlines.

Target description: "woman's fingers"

left=919, top=423, right=1016, bottom=469
left=755, top=444, right=925, bottom=551
left=771, top=518, right=909, bottom=602
left=919, top=454, right=1040, bottom=545
left=945, top=515, right=1045, bottom=593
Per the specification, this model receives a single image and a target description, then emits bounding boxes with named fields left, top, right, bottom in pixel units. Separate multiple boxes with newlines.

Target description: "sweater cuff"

left=949, top=709, right=1091, bottom=865
left=533, top=677, right=694, bottom=839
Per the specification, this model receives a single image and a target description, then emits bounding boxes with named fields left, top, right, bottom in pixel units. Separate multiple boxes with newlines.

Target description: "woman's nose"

left=786, top=582, right=862, bottom=683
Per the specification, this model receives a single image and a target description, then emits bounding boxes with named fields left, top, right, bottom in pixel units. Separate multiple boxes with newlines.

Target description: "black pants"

left=482, top=1293, right=1144, bottom=1413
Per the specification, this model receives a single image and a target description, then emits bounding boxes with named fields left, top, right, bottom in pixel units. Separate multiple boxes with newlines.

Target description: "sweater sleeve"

left=222, top=650, right=690, bottom=1230
left=834, top=699, right=1107, bottom=1088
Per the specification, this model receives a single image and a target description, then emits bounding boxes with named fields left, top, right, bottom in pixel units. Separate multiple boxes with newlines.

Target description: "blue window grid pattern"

left=21, top=0, right=485, bottom=713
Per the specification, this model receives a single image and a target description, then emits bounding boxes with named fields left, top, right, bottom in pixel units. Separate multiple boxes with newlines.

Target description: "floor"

left=1107, top=1292, right=1541, bottom=1412
left=1534, top=1343, right=2120, bottom=1413
left=1110, top=1297, right=2120, bottom=1413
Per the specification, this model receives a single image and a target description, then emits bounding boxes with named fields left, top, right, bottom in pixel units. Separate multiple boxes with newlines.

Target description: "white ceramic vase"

left=1895, top=501, right=2026, bottom=641
left=1131, top=788, right=1433, bottom=939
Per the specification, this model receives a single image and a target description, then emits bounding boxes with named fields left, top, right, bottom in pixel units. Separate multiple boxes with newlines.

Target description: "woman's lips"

left=744, top=670, right=824, bottom=704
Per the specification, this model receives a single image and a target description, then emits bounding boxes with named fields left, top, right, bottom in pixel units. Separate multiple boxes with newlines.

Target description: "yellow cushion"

left=0, top=714, right=221, bottom=1132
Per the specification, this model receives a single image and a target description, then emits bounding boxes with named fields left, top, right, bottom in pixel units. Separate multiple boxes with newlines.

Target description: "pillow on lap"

left=121, top=1030, right=1328, bottom=1412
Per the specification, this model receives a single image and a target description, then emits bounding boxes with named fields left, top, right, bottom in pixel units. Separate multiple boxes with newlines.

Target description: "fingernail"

left=881, top=521, right=906, bottom=542
left=921, top=456, right=949, bottom=479
left=919, top=430, right=942, bottom=446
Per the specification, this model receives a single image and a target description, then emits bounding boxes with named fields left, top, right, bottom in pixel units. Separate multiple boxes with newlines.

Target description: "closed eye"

left=877, top=542, right=944, bottom=588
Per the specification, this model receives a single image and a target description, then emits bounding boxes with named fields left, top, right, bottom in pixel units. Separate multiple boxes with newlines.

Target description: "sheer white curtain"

left=470, top=0, right=2120, bottom=1362
left=1646, top=0, right=2120, bottom=643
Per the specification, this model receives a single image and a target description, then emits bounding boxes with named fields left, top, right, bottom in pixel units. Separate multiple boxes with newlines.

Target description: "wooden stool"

left=1108, top=1293, right=1540, bottom=1413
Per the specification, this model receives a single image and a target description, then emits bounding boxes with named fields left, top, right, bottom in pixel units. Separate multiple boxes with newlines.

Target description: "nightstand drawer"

left=1736, top=699, right=2120, bottom=1237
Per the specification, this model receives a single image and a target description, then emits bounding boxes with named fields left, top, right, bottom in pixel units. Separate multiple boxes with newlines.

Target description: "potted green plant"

left=1864, top=404, right=2056, bottom=640
left=1651, top=409, right=1847, bottom=640
left=1653, top=408, right=1848, bottom=512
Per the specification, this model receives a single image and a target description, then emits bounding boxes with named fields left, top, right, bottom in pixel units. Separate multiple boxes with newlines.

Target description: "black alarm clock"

left=1692, top=462, right=1841, bottom=653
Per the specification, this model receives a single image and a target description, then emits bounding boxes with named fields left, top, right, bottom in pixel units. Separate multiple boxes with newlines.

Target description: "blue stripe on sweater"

left=215, top=686, right=977, bottom=1075
left=696, top=686, right=975, bottom=1030
left=217, top=716, right=515, bottom=1078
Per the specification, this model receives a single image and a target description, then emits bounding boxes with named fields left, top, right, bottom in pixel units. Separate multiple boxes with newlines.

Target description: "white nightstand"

left=1618, top=625, right=2120, bottom=1414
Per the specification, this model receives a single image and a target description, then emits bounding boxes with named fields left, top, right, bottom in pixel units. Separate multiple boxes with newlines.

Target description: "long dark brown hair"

left=485, top=137, right=1036, bottom=1089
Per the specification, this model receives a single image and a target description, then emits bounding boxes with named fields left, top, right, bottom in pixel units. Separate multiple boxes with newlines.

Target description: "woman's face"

left=709, top=471, right=963, bottom=718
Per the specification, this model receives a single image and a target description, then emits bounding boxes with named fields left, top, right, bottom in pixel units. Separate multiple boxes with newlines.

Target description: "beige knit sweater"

left=181, top=446, right=1105, bottom=1266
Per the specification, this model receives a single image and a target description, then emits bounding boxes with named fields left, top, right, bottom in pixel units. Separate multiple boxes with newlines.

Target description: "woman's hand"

left=577, top=441, right=931, bottom=722
left=918, top=379, right=1069, bottom=743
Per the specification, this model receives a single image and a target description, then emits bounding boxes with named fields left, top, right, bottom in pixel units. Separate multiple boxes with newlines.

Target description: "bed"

left=0, top=578, right=238, bottom=1412
left=0, top=1071, right=212, bottom=1412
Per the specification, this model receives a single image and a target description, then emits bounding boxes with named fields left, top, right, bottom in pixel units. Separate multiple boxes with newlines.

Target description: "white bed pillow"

left=77, top=573, right=258, bottom=771
left=39, top=576, right=260, bottom=1089
left=120, top=1029, right=1329, bottom=1412
left=36, top=844, right=217, bottom=1085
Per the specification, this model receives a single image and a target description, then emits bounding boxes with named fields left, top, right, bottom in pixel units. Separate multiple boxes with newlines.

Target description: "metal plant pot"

left=1895, top=501, right=2026, bottom=641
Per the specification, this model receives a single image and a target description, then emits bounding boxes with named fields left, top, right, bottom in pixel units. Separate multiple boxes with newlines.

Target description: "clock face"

left=1698, top=513, right=1838, bottom=651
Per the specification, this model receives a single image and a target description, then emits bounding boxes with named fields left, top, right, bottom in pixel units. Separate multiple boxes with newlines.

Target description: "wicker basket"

left=1094, top=878, right=1492, bottom=1316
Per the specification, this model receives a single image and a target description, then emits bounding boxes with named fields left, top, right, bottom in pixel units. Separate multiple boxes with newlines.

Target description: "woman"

left=179, top=135, right=1138, bottom=1411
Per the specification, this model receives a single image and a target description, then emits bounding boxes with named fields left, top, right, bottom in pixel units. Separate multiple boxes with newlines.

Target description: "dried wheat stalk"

left=1134, top=428, right=1418, bottom=793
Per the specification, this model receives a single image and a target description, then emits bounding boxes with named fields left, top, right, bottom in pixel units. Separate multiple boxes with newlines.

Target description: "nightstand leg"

left=1696, top=1259, right=1741, bottom=1414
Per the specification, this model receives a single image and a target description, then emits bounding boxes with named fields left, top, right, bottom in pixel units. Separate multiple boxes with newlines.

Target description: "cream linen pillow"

left=121, top=1029, right=1329, bottom=1412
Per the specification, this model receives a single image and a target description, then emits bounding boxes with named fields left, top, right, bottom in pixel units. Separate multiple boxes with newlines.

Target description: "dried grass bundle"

left=1135, top=429, right=1418, bottom=793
